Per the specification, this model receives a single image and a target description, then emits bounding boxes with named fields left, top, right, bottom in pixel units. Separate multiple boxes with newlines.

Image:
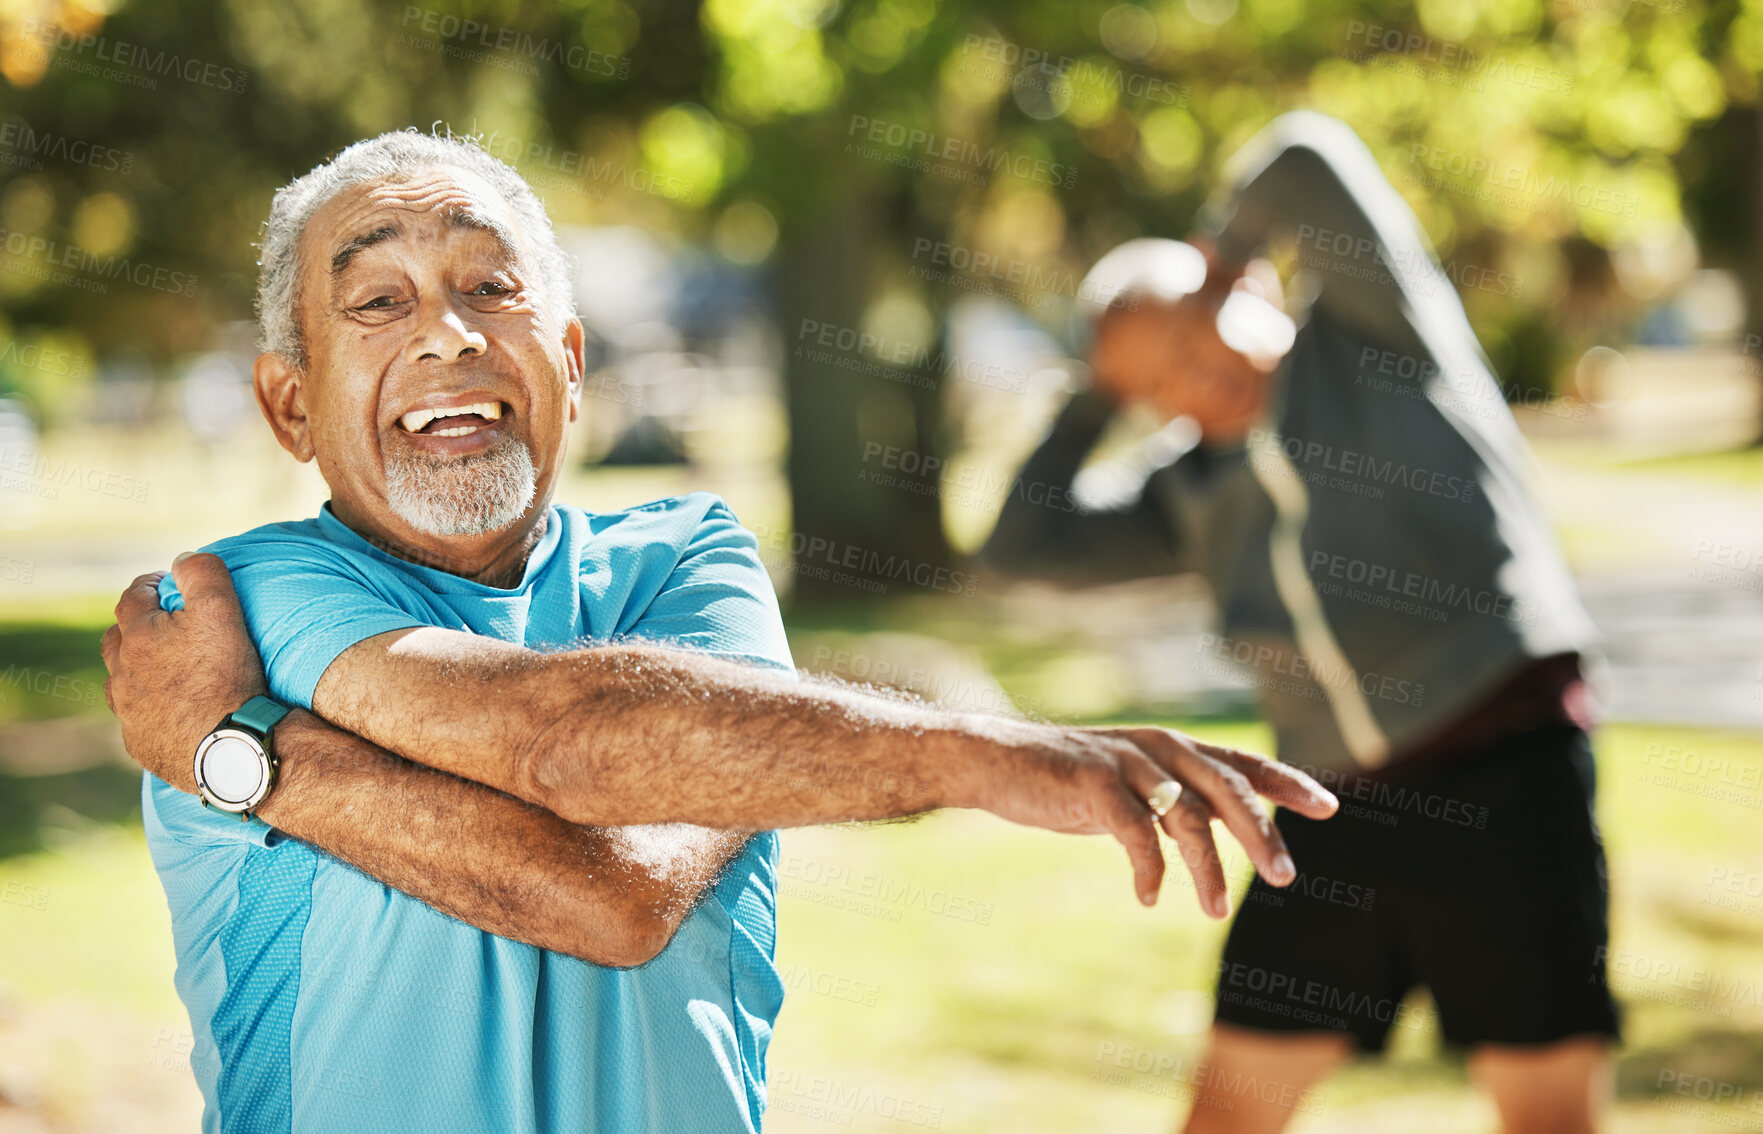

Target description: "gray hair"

left=256, top=129, right=577, bottom=367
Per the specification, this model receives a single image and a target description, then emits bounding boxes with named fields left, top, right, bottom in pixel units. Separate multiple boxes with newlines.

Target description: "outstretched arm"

left=116, top=553, right=1337, bottom=917
left=105, top=565, right=743, bottom=967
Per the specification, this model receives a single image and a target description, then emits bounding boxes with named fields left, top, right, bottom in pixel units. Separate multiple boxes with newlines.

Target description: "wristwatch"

left=192, top=695, right=292, bottom=820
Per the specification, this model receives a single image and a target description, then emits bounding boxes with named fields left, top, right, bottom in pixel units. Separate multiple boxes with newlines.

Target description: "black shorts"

left=1213, top=723, right=1621, bottom=1052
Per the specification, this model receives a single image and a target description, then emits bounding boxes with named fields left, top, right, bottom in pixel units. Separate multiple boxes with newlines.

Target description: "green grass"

left=1616, top=446, right=1763, bottom=489
left=1532, top=436, right=1763, bottom=491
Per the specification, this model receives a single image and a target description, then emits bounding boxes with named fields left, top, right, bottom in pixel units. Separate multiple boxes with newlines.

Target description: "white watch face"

left=201, top=734, right=266, bottom=805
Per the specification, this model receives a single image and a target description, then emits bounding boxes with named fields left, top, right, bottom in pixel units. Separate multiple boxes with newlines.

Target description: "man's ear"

left=561, top=318, right=585, bottom=423
left=253, top=351, right=316, bottom=462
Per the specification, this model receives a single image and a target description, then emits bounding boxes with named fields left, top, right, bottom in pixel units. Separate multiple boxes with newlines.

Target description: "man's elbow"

left=550, top=890, right=686, bottom=969
left=604, top=907, right=684, bottom=968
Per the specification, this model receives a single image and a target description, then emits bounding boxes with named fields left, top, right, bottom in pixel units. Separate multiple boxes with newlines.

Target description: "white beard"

left=385, top=432, right=537, bottom=537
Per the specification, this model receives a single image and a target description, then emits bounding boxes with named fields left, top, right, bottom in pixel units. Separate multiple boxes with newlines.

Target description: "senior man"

left=99, top=130, right=1337, bottom=1134
left=983, top=112, right=1614, bottom=1133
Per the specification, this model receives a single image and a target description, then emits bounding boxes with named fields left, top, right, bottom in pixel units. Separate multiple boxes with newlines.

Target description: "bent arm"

left=978, top=389, right=1192, bottom=586
left=1198, top=110, right=1439, bottom=349
left=251, top=710, right=744, bottom=966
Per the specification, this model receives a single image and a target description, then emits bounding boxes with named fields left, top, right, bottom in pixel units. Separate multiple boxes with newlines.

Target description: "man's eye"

left=470, top=281, right=511, bottom=296
left=357, top=296, right=396, bottom=310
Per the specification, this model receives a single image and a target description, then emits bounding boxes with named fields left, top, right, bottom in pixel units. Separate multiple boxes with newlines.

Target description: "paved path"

left=1580, top=571, right=1763, bottom=729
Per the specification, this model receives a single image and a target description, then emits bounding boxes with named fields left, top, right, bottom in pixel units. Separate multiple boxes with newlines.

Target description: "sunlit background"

left=2, top=0, right=1763, bottom=1130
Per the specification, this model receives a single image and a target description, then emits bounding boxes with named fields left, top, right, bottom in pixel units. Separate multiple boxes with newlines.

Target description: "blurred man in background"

left=983, top=111, right=1615, bottom=1134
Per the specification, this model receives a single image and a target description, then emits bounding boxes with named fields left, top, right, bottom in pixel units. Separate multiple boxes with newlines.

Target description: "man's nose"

left=407, top=300, right=489, bottom=363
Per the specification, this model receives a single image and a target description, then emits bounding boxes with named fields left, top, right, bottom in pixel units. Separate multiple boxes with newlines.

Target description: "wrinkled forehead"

left=302, top=166, right=527, bottom=287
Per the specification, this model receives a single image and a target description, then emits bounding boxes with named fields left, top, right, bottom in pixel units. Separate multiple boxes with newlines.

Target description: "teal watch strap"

left=232, top=694, right=291, bottom=741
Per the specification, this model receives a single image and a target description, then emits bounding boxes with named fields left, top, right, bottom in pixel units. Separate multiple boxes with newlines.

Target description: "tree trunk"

left=1745, top=104, right=1763, bottom=445
left=775, top=179, right=951, bottom=607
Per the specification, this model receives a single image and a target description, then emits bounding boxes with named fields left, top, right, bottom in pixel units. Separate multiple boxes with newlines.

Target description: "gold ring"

left=1145, top=780, right=1180, bottom=818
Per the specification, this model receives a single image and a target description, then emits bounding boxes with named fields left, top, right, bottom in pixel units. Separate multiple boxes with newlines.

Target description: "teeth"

left=399, top=401, right=504, bottom=432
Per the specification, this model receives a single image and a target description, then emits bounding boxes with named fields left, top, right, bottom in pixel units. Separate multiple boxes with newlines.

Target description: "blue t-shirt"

left=144, top=492, right=793, bottom=1133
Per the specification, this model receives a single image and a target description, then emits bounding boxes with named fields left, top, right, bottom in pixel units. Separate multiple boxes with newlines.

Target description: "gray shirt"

left=981, top=111, right=1598, bottom=776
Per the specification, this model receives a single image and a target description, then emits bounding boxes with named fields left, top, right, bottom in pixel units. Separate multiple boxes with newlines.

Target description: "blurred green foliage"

left=3, top=0, right=1760, bottom=562
left=2, top=0, right=1755, bottom=379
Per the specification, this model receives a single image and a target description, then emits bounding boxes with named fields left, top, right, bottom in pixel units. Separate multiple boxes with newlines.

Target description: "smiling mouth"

left=397, top=401, right=508, bottom=438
